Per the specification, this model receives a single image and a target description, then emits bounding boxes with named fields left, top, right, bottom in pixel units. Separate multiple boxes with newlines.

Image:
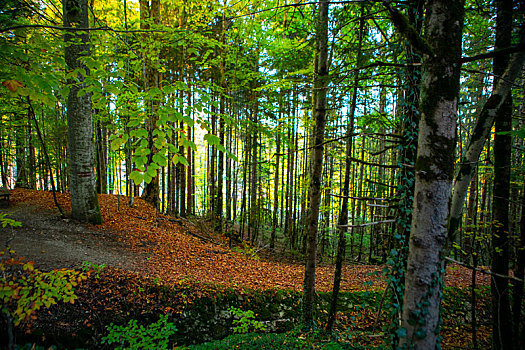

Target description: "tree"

left=388, top=1, right=465, bottom=347
left=490, top=1, right=514, bottom=348
left=138, top=0, right=161, bottom=208
left=302, top=0, right=329, bottom=327
left=63, top=0, right=102, bottom=224
left=326, top=1, right=365, bottom=332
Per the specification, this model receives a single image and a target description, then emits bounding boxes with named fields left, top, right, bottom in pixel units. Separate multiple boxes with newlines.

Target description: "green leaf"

left=203, top=133, right=220, bottom=146
left=127, top=119, right=141, bottom=128
left=178, top=155, right=188, bottom=166
left=110, top=136, right=127, bottom=151
left=145, top=166, right=157, bottom=178
left=153, top=153, right=168, bottom=167
left=131, top=128, right=149, bottom=139
left=172, top=154, right=180, bottom=165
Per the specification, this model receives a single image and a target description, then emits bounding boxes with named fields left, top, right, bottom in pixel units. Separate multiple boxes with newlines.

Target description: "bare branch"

left=339, top=219, right=396, bottom=229
left=445, top=257, right=523, bottom=282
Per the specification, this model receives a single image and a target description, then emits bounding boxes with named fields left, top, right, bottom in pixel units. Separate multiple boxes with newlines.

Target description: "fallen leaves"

left=9, top=188, right=489, bottom=294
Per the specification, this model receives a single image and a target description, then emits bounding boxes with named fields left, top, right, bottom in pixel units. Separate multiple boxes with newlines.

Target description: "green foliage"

left=0, top=249, right=86, bottom=326
left=232, top=242, right=260, bottom=261
left=81, top=260, right=107, bottom=279
left=0, top=212, right=22, bottom=228
left=230, top=306, right=267, bottom=334
left=102, top=314, right=177, bottom=350
left=191, top=332, right=307, bottom=349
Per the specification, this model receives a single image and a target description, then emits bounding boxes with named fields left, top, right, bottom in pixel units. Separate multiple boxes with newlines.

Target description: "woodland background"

left=1, top=0, right=524, bottom=349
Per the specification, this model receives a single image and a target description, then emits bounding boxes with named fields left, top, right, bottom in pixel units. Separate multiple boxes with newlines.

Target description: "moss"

left=415, top=131, right=455, bottom=182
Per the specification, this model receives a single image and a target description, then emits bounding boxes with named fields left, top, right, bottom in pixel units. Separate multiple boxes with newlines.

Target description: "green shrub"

left=102, top=314, right=177, bottom=349
left=230, top=306, right=267, bottom=334
left=191, top=332, right=308, bottom=349
left=80, top=260, right=106, bottom=279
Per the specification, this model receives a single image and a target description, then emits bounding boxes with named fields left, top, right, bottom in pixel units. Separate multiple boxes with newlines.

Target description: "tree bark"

left=303, top=0, right=329, bottom=328
left=63, top=0, right=102, bottom=224
left=491, top=2, right=514, bottom=348
left=399, top=1, right=464, bottom=348
left=270, top=127, right=281, bottom=249
left=14, top=109, right=28, bottom=188
left=139, top=0, right=161, bottom=208
left=448, top=25, right=525, bottom=243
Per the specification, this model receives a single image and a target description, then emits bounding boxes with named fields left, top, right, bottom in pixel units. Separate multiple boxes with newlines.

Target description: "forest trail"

left=1, top=189, right=487, bottom=292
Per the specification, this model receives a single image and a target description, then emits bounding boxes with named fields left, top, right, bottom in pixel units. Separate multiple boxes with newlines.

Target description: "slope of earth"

left=1, top=189, right=492, bottom=348
left=1, top=189, right=489, bottom=292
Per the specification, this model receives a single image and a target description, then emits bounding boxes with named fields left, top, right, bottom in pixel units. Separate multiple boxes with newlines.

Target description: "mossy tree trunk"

left=399, top=1, right=464, bottom=348
left=63, top=0, right=102, bottom=224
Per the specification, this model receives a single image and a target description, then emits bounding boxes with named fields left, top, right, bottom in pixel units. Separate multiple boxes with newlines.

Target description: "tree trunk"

left=490, top=3, right=515, bottom=349
left=513, top=185, right=525, bottom=350
left=95, top=120, right=107, bottom=194
left=399, top=1, right=464, bottom=348
left=270, top=128, right=281, bottom=249
left=303, top=0, right=329, bottom=328
left=14, top=110, right=27, bottom=188
left=139, top=0, right=161, bottom=208
left=448, top=26, right=525, bottom=243
left=63, top=0, right=102, bottom=224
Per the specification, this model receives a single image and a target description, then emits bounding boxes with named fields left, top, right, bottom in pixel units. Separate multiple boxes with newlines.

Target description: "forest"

left=0, top=0, right=524, bottom=349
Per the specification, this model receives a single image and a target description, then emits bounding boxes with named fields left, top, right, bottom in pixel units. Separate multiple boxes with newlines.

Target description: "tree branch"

left=339, top=219, right=396, bottom=229
left=381, top=1, right=433, bottom=57
left=445, top=257, right=523, bottom=282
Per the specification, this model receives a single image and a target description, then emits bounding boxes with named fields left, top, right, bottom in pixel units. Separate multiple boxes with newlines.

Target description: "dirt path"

left=0, top=202, right=140, bottom=271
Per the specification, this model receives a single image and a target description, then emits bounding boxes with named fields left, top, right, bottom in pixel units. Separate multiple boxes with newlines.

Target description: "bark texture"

left=139, top=0, right=161, bottom=208
left=63, top=0, right=102, bottom=224
left=302, top=0, right=329, bottom=327
left=400, top=1, right=464, bottom=348
left=448, top=26, right=525, bottom=242
left=490, top=2, right=514, bottom=348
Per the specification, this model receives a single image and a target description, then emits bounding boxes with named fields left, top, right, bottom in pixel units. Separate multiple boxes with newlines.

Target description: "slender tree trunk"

left=271, top=128, right=281, bottom=249
left=513, top=186, right=525, bottom=350
left=249, top=52, right=259, bottom=243
left=14, top=110, right=27, bottom=188
left=326, top=89, right=357, bottom=332
left=303, top=0, right=329, bottom=328
left=215, top=36, right=226, bottom=232
left=63, top=0, right=101, bottom=224
left=448, top=25, right=525, bottom=243
left=95, top=120, right=108, bottom=194
left=398, top=1, right=464, bottom=348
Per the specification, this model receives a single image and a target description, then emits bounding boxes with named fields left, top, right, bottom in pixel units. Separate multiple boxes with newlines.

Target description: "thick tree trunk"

left=303, top=0, right=329, bottom=328
left=139, top=0, right=161, bottom=208
left=399, top=1, right=464, bottom=348
left=490, top=3, right=514, bottom=349
left=63, top=0, right=101, bottom=224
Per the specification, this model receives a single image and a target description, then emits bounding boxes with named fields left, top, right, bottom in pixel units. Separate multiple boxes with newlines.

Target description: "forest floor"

left=0, top=188, right=491, bottom=348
